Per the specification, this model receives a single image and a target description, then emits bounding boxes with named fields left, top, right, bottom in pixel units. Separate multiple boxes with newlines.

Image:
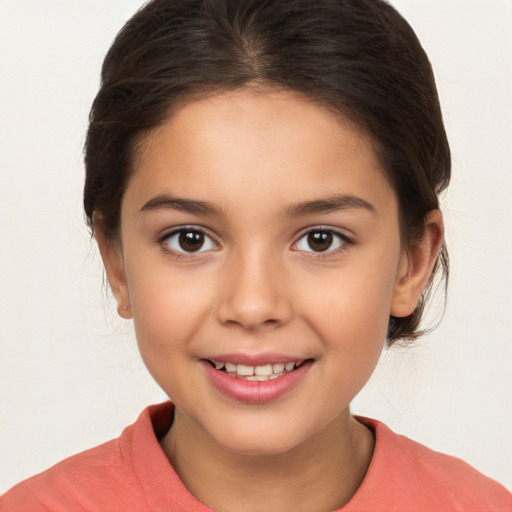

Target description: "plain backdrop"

left=1, top=0, right=511, bottom=493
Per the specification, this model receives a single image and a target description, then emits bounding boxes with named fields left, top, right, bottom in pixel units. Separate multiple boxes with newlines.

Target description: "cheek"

left=125, top=267, right=218, bottom=405
left=299, top=259, right=398, bottom=341
left=125, top=265, right=214, bottom=358
left=295, top=252, right=399, bottom=393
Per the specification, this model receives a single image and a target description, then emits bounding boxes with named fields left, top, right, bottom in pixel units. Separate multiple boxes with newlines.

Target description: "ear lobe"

left=391, top=210, right=444, bottom=318
left=93, top=213, right=132, bottom=319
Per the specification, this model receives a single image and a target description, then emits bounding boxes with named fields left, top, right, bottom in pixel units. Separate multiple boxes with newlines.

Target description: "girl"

left=1, top=0, right=511, bottom=510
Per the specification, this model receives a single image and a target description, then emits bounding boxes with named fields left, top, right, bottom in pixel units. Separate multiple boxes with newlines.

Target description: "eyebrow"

left=285, top=195, right=376, bottom=217
left=140, top=193, right=375, bottom=218
left=140, top=194, right=224, bottom=216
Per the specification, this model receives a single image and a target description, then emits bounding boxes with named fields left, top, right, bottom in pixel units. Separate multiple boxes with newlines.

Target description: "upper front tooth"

left=225, top=362, right=237, bottom=373
left=236, top=364, right=254, bottom=376
left=272, top=363, right=285, bottom=373
left=254, top=364, right=273, bottom=376
left=223, top=361, right=300, bottom=376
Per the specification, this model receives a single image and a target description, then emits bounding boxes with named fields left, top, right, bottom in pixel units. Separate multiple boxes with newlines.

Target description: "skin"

left=95, top=88, right=443, bottom=511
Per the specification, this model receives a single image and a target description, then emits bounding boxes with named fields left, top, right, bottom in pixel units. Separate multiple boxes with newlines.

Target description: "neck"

left=161, top=408, right=374, bottom=512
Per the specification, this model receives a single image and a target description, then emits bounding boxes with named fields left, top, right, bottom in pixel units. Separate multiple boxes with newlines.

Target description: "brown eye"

left=295, top=229, right=346, bottom=253
left=179, top=231, right=205, bottom=252
left=164, top=228, right=216, bottom=253
left=307, top=231, right=333, bottom=252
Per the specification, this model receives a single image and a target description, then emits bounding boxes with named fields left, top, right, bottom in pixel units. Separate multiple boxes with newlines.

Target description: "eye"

left=294, top=229, right=347, bottom=253
left=163, top=227, right=217, bottom=254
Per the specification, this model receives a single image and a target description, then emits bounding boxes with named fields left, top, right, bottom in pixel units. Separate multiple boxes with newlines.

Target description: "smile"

left=202, top=358, right=313, bottom=403
left=208, top=360, right=306, bottom=381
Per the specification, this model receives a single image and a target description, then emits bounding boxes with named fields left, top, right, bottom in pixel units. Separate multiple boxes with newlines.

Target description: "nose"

left=215, top=250, right=293, bottom=331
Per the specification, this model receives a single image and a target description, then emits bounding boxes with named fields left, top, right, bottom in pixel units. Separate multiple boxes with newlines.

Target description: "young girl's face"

left=100, top=88, right=421, bottom=455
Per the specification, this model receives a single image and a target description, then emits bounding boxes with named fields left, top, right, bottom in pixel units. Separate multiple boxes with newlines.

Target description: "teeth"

left=272, top=363, right=285, bottom=373
left=225, top=362, right=237, bottom=373
left=254, top=364, right=273, bottom=376
left=211, top=360, right=305, bottom=379
left=237, top=364, right=254, bottom=376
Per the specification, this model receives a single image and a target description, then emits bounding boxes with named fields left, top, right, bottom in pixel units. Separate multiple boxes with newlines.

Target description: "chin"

left=221, top=435, right=301, bottom=457
left=207, top=417, right=314, bottom=457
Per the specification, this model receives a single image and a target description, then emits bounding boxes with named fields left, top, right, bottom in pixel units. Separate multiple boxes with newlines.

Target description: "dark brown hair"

left=84, top=0, right=450, bottom=344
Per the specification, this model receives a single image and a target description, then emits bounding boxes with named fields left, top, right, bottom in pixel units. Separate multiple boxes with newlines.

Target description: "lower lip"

left=201, top=360, right=313, bottom=404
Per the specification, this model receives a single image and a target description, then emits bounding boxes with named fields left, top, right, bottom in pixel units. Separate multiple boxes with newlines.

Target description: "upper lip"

left=202, top=353, right=310, bottom=366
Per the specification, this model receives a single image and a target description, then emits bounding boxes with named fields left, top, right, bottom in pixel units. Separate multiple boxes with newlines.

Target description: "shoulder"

left=0, top=433, right=140, bottom=511
left=348, top=417, right=512, bottom=512
left=0, top=403, right=177, bottom=512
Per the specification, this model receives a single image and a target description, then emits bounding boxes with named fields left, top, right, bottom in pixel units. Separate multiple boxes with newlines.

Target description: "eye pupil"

left=179, top=231, right=205, bottom=252
left=307, top=231, right=333, bottom=252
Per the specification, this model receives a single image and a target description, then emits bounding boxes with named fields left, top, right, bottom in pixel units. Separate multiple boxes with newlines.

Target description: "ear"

left=391, top=210, right=444, bottom=318
left=93, top=212, right=132, bottom=319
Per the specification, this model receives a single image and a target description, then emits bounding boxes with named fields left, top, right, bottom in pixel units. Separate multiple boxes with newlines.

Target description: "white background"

left=0, top=0, right=511, bottom=493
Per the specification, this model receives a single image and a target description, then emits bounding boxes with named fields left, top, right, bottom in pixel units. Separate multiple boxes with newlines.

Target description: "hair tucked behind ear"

left=84, top=0, right=450, bottom=345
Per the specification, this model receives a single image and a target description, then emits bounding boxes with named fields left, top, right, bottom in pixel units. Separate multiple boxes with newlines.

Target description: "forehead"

left=127, top=88, right=396, bottom=217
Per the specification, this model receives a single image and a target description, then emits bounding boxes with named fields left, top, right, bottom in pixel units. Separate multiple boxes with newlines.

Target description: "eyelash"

left=292, top=227, right=353, bottom=257
left=157, top=226, right=353, bottom=259
left=158, top=226, right=219, bottom=259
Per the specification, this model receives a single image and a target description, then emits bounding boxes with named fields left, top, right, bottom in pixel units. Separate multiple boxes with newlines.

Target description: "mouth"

left=206, top=359, right=311, bottom=381
left=202, top=357, right=314, bottom=403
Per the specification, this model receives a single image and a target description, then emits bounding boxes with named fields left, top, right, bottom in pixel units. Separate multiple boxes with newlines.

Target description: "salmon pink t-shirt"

left=1, top=402, right=511, bottom=511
